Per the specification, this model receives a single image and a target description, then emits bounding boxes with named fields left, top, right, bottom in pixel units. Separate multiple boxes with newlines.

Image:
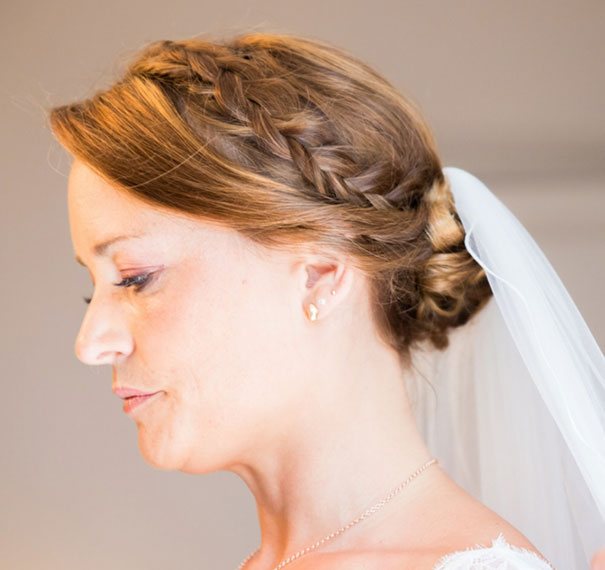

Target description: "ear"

left=298, top=255, right=355, bottom=323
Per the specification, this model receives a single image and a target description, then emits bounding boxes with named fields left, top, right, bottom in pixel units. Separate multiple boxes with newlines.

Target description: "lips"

left=112, top=386, right=163, bottom=415
left=113, top=386, right=158, bottom=399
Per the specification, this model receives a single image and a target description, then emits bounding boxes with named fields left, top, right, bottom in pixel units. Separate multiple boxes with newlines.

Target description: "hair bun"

left=415, top=176, right=492, bottom=350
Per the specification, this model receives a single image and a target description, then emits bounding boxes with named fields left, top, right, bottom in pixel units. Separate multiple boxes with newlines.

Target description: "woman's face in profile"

left=68, top=160, right=311, bottom=474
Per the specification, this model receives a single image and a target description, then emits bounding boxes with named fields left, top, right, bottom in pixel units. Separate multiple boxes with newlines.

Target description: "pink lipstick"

left=113, top=387, right=162, bottom=414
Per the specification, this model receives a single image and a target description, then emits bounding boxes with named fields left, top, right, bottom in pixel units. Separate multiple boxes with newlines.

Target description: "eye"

left=113, top=273, right=153, bottom=290
left=82, top=272, right=155, bottom=305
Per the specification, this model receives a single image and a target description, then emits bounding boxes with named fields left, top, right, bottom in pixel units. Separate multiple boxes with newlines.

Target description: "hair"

left=48, top=32, right=492, bottom=367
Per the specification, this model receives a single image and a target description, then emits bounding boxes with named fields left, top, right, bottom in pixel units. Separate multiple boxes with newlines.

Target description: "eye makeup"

left=82, top=271, right=158, bottom=305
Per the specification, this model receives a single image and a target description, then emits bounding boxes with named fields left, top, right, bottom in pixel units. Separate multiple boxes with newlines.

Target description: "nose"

left=75, top=296, right=134, bottom=365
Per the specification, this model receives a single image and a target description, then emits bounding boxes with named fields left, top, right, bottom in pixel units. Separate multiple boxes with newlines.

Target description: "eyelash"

left=82, top=273, right=154, bottom=305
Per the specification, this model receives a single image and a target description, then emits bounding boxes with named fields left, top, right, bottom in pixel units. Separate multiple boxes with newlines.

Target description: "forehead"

left=67, top=160, right=167, bottom=233
left=66, top=160, right=257, bottom=261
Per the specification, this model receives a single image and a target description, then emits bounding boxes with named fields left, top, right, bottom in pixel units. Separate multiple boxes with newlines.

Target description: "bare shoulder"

left=291, top=510, right=546, bottom=570
left=385, top=472, right=548, bottom=569
left=395, top=513, right=548, bottom=570
left=287, top=470, right=548, bottom=570
left=406, top=474, right=549, bottom=569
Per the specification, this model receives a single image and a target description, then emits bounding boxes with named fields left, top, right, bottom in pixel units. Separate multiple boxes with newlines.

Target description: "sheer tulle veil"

left=406, top=167, right=605, bottom=570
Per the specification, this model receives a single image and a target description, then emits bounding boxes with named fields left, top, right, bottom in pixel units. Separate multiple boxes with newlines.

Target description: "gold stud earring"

left=308, top=303, right=319, bottom=321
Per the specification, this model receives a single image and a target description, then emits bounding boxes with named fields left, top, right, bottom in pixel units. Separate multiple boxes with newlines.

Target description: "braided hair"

left=49, top=33, right=492, bottom=366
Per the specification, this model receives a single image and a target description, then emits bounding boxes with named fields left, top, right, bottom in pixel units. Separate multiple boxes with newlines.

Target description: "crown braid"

left=125, top=38, right=420, bottom=211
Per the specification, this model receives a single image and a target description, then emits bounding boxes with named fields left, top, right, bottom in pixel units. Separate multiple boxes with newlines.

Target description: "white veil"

left=406, top=167, right=605, bottom=570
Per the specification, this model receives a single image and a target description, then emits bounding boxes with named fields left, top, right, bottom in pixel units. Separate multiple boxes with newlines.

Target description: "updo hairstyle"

left=49, top=33, right=492, bottom=367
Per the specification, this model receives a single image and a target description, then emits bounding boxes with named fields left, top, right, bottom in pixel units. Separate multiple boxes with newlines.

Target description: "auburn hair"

left=48, top=32, right=492, bottom=367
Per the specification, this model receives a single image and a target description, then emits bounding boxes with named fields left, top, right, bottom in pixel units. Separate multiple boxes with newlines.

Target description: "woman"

left=48, top=33, right=604, bottom=569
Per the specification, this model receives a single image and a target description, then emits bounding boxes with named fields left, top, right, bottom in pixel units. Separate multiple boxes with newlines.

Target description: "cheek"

left=130, top=273, right=252, bottom=411
left=132, top=263, right=301, bottom=443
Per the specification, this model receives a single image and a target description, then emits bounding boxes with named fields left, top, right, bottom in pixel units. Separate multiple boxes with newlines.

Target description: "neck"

left=229, top=342, right=440, bottom=569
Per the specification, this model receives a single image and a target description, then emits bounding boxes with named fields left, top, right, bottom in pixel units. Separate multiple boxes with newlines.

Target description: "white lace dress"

left=432, top=534, right=556, bottom=570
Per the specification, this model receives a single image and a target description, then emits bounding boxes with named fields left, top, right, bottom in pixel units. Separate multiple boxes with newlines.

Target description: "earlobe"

left=305, top=290, right=336, bottom=322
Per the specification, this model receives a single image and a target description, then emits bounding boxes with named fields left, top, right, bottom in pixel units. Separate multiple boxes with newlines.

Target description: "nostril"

left=95, top=350, right=116, bottom=364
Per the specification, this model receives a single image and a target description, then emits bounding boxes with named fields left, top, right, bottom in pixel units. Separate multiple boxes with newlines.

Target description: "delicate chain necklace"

left=236, top=457, right=438, bottom=570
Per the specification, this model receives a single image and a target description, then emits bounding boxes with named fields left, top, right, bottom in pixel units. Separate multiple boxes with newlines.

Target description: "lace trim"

left=432, top=533, right=556, bottom=570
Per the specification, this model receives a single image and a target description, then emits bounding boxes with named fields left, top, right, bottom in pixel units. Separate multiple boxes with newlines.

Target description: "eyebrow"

left=74, top=233, right=145, bottom=266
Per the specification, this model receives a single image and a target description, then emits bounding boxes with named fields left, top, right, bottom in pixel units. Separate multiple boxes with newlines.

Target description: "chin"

left=136, top=428, right=219, bottom=474
left=137, top=428, right=183, bottom=471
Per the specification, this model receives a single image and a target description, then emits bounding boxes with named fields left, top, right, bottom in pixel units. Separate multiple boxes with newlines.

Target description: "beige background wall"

left=1, top=1, right=603, bottom=569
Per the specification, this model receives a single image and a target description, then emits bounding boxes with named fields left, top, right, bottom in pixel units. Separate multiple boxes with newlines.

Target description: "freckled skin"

left=68, top=159, right=549, bottom=570
left=69, top=159, right=312, bottom=474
